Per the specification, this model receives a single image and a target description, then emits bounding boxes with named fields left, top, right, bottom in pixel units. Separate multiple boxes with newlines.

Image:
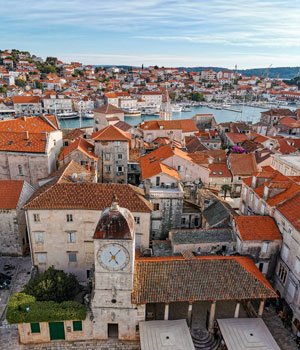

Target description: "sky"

left=0, top=0, right=299, bottom=68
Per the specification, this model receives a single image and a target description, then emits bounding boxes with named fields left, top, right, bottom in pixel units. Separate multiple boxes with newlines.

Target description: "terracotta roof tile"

left=92, top=125, right=131, bottom=142
left=229, top=154, right=258, bottom=176
left=132, top=256, right=276, bottom=304
left=277, top=193, right=300, bottom=231
left=140, top=119, right=198, bottom=133
left=0, top=115, right=58, bottom=133
left=0, top=131, right=47, bottom=153
left=0, top=180, right=25, bottom=209
left=58, top=137, right=97, bottom=161
left=24, top=183, right=152, bottom=212
left=235, top=216, right=282, bottom=241
left=94, top=103, right=124, bottom=114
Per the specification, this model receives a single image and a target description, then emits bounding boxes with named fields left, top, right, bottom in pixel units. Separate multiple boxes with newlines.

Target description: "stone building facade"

left=0, top=180, right=35, bottom=255
left=24, top=183, right=152, bottom=282
left=93, top=125, right=131, bottom=184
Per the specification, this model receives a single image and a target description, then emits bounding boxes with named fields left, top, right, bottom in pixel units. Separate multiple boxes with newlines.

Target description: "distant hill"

left=177, top=66, right=300, bottom=79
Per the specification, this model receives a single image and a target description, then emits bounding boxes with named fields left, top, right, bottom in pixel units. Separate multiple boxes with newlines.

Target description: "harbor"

left=58, top=103, right=270, bottom=129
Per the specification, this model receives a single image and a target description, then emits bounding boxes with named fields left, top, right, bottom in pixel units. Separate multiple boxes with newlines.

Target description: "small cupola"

left=93, top=194, right=134, bottom=240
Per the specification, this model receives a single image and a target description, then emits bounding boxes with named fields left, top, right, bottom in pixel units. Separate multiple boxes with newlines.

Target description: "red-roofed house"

left=234, top=216, right=282, bottom=277
left=0, top=116, right=63, bottom=184
left=273, top=193, right=300, bottom=328
left=0, top=180, right=35, bottom=255
left=92, top=125, right=131, bottom=183
left=12, top=95, right=42, bottom=115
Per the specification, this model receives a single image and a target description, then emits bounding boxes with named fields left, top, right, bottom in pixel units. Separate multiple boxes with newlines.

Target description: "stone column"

left=258, top=300, right=265, bottom=317
left=234, top=302, right=240, bottom=318
left=164, top=303, right=169, bottom=320
left=187, top=302, right=193, bottom=327
left=208, top=301, right=216, bottom=333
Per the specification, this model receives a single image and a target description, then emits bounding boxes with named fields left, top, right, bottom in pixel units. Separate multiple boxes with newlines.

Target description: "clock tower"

left=91, top=195, right=145, bottom=340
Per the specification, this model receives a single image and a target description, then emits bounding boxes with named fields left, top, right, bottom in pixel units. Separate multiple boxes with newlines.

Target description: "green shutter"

left=73, top=320, right=82, bottom=331
left=30, top=322, right=40, bottom=333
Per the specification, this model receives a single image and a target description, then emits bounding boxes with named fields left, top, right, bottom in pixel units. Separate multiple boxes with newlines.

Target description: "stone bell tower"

left=91, top=194, right=145, bottom=340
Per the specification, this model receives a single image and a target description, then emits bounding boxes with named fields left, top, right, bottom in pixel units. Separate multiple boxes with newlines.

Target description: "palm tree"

left=221, top=185, right=232, bottom=199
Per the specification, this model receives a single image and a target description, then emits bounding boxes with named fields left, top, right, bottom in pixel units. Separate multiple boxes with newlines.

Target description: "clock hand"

left=115, top=249, right=121, bottom=256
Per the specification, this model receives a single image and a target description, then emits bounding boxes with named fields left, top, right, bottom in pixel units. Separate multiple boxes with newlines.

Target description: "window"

left=115, top=141, right=121, bottom=146
left=134, top=217, right=140, bottom=224
left=66, top=214, right=73, bottom=222
left=18, top=164, right=23, bottom=176
left=261, top=242, right=269, bottom=254
left=67, top=231, right=76, bottom=243
left=295, top=258, right=300, bottom=275
left=117, top=166, right=124, bottom=172
left=261, top=203, right=266, bottom=215
left=68, top=252, right=77, bottom=263
left=194, top=217, right=199, bottom=227
left=117, top=154, right=123, bottom=160
left=181, top=217, right=186, bottom=225
left=73, top=321, right=82, bottom=331
left=105, top=166, right=111, bottom=172
left=33, top=214, right=40, bottom=222
left=37, top=253, right=46, bottom=264
left=30, top=323, right=40, bottom=333
left=105, top=153, right=110, bottom=161
left=281, top=244, right=290, bottom=262
left=288, top=281, right=296, bottom=299
left=153, top=203, right=160, bottom=211
left=278, top=263, right=288, bottom=284
left=177, top=165, right=182, bottom=171
left=34, top=232, right=44, bottom=244
left=156, top=176, right=160, bottom=186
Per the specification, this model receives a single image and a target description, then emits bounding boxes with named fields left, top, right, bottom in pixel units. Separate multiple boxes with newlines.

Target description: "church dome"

left=93, top=194, right=134, bottom=240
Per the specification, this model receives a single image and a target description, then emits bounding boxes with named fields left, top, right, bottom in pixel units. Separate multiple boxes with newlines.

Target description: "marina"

left=58, top=103, right=270, bottom=129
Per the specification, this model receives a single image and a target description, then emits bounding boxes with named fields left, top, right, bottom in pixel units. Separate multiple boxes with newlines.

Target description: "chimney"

left=23, top=131, right=29, bottom=140
left=251, top=175, right=257, bottom=188
left=22, top=116, right=27, bottom=122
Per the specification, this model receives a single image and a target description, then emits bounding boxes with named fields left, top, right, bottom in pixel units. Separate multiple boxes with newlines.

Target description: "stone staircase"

left=191, top=329, right=220, bottom=350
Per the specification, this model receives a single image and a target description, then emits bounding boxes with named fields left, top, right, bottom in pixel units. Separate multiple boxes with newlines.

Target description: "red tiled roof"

left=58, top=137, right=97, bottom=161
left=277, top=193, right=300, bottom=231
left=0, top=180, right=25, bottom=209
left=132, top=256, right=276, bottom=304
left=92, top=125, right=131, bottom=142
left=24, top=183, right=152, bottom=212
left=209, top=163, right=231, bottom=178
left=225, top=132, right=248, bottom=144
left=140, top=119, right=198, bottom=133
left=229, top=153, right=258, bottom=176
left=94, top=103, right=124, bottom=114
left=235, top=216, right=282, bottom=241
left=0, top=131, right=47, bottom=153
left=0, top=115, right=58, bottom=133
left=12, top=96, right=40, bottom=104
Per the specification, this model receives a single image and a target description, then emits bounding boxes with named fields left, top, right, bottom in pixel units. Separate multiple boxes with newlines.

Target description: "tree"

left=46, top=56, right=58, bottom=66
left=221, top=185, right=232, bottom=199
left=15, top=78, right=26, bottom=87
left=23, top=267, right=81, bottom=303
left=34, top=81, right=43, bottom=90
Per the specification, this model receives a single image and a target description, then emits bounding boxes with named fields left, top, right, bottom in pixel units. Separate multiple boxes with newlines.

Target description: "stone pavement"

left=263, top=305, right=298, bottom=350
left=0, top=256, right=32, bottom=321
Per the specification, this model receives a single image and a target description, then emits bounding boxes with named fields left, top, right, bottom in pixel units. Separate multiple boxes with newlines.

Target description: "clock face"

left=98, top=243, right=130, bottom=271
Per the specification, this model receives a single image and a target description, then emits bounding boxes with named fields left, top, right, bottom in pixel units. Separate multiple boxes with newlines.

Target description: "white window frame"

left=37, top=253, right=46, bottom=264
left=68, top=252, right=77, bottom=263
left=66, top=214, right=73, bottom=222
left=67, top=231, right=76, bottom=243
left=33, top=213, right=40, bottom=222
left=34, top=232, right=44, bottom=244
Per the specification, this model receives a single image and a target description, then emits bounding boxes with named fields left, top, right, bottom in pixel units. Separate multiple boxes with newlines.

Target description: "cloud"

left=0, top=0, right=299, bottom=66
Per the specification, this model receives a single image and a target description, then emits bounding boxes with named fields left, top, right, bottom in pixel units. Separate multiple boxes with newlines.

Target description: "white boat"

left=56, top=112, right=78, bottom=119
left=182, top=106, right=191, bottom=112
left=124, top=108, right=141, bottom=117
left=222, top=103, right=231, bottom=108
left=141, top=107, right=159, bottom=115
left=82, top=111, right=94, bottom=119
left=171, top=104, right=182, bottom=112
